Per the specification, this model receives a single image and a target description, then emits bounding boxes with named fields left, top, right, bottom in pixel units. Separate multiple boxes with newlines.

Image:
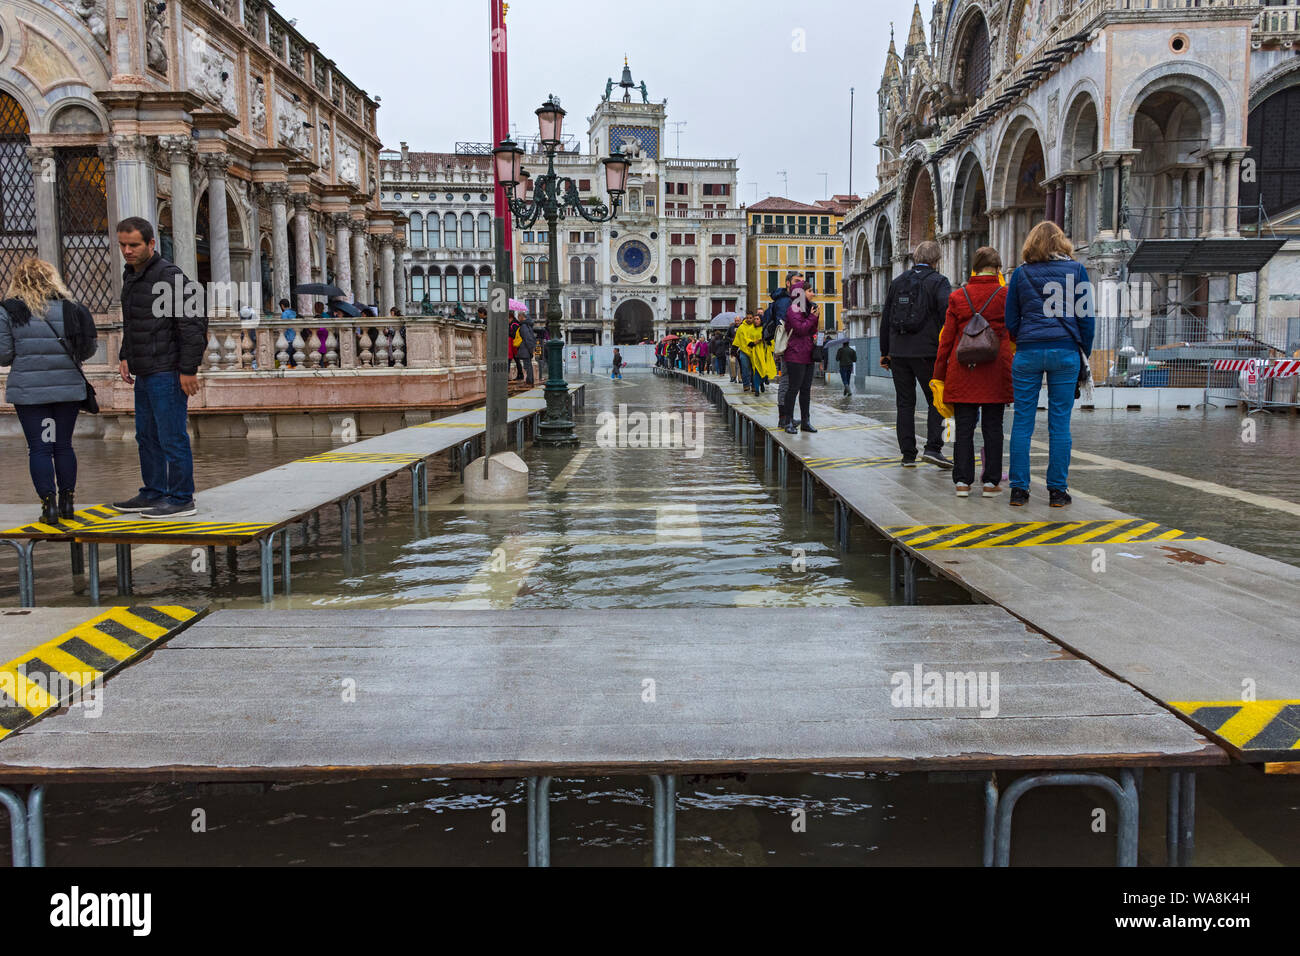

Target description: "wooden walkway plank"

left=0, top=608, right=1222, bottom=783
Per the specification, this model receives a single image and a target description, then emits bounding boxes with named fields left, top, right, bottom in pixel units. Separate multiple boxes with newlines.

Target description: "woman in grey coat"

left=0, top=258, right=98, bottom=524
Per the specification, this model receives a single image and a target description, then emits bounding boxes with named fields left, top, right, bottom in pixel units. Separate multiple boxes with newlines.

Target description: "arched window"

left=569, top=255, right=582, bottom=283
left=444, top=212, right=458, bottom=249
left=958, top=14, right=991, bottom=102
left=670, top=258, right=682, bottom=285
left=478, top=212, right=491, bottom=249
left=583, top=256, right=596, bottom=283
left=684, top=259, right=696, bottom=285
left=724, top=258, right=736, bottom=285
left=429, top=266, right=443, bottom=302
left=408, top=212, right=424, bottom=249
left=462, top=212, right=475, bottom=248
left=428, top=213, right=441, bottom=248
left=411, top=266, right=425, bottom=303
left=539, top=256, right=549, bottom=281
left=523, top=256, right=536, bottom=282
left=711, top=258, right=723, bottom=285
left=462, top=265, right=477, bottom=301
left=446, top=269, right=460, bottom=303
left=0, top=92, right=38, bottom=287
left=479, top=266, right=491, bottom=301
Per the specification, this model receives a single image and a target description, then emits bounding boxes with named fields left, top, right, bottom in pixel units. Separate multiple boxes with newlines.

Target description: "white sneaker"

left=982, top=483, right=1002, bottom=498
left=955, top=484, right=971, bottom=498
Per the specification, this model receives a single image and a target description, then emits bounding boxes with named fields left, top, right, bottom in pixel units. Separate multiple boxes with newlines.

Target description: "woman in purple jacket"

left=781, top=278, right=821, bottom=434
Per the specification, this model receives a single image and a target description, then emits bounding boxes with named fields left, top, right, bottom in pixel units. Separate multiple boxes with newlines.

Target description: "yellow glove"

left=930, top=379, right=953, bottom=420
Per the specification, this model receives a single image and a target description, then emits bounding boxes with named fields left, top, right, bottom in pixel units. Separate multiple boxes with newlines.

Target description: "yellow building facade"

left=745, top=196, right=857, bottom=333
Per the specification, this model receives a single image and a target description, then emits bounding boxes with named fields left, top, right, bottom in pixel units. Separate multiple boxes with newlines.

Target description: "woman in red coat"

left=933, top=246, right=1013, bottom=498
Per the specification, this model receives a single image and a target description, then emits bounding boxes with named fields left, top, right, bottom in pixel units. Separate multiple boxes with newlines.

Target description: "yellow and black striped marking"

left=802, top=456, right=934, bottom=471
left=414, top=421, right=483, bottom=429
left=1171, top=700, right=1300, bottom=759
left=0, top=606, right=203, bottom=740
left=296, top=451, right=424, bottom=464
left=886, top=519, right=1205, bottom=551
left=74, top=520, right=275, bottom=539
left=809, top=424, right=892, bottom=432
left=2, top=504, right=122, bottom=537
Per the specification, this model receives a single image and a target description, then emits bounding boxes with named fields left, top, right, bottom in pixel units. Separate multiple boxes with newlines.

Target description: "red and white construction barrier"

left=1212, top=359, right=1300, bottom=377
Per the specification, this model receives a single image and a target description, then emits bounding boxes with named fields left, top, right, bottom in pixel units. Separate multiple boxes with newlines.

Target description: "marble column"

left=293, top=194, right=313, bottom=315
left=315, top=214, right=328, bottom=283
left=97, top=142, right=124, bottom=298
left=1225, top=152, right=1243, bottom=237
left=1063, top=178, right=1075, bottom=239
left=25, top=146, right=59, bottom=266
left=267, top=182, right=292, bottom=309
left=1054, top=184, right=1066, bottom=228
left=110, top=133, right=157, bottom=228
left=202, top=153, right=233, bottom=289
left=158, top=135, right=197, bottom=278
left=1207, top=155, right=1226, bottom=237
left=1170, top=175, right=1184, bottom=239
left=352, top=221, right=368, bottom=305
left=393, top=238, right=408, bottom=313
left=380, top=235, right=396, bottom=316
left=333, top=212, right=353, bottom=300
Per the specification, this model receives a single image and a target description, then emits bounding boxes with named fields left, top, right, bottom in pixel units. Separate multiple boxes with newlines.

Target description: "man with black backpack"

left=880, top=241, right=953, bottom=468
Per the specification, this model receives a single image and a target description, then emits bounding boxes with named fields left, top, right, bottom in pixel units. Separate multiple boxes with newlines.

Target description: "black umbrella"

left=328, top=301, right=363, bottom=318
left=292, top=282, right=347, bottom=298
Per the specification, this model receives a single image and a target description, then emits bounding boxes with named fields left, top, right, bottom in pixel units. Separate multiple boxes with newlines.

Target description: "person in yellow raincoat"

left=735, top=314, right=775, bottom=394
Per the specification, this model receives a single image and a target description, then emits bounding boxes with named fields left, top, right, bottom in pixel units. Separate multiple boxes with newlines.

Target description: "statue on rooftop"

left=639, top=81, right=649, bottom=104
left=604, top=78, right=613, bottom=102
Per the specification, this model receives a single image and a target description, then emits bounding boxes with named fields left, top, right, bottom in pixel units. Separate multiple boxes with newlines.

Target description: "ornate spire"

left=906, top=1, right=926, bottom=58
left=881, top=24, right=901, bottom=88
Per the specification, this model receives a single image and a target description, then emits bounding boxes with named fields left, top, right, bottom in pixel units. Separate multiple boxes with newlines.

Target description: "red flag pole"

left=490, top=0, right=513, bottom=289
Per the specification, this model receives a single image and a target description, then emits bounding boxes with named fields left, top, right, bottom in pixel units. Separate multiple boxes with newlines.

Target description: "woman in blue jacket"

left=1003, top=221, right=1095, bottom=508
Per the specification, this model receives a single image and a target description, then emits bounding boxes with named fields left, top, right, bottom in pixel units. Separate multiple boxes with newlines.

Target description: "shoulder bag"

left=39, top=301, right=99, bottom=414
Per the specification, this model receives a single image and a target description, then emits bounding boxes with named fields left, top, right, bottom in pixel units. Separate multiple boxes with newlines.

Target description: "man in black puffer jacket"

left=113, top=217, right=207, bottom=518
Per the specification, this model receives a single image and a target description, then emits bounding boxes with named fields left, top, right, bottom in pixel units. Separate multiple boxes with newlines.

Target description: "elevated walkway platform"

left=663, top=368, right=1300, bottom=771
left=0, top=606, right=1223, bottom=866
left=0, top=385, right=584, bottom=606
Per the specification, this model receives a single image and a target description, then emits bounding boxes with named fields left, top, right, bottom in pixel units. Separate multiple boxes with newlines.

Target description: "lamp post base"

left=536, top=337, right=579, bottom=447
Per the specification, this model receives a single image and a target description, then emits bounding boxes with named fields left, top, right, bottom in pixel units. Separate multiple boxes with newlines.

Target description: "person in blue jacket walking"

left=1003, top=221, right=1095, bottom=508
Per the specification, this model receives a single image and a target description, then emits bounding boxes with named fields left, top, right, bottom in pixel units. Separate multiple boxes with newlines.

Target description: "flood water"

left=1, top=372, right=1297, bottom=866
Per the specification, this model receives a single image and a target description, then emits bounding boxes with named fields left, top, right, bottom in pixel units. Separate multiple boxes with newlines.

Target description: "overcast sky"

left=279, top=0, right=923, bottom=204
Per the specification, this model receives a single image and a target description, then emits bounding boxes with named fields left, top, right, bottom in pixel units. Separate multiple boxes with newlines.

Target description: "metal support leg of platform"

left=982, top=776, right=998, bottom=867
left=516, top=418, right=526, bottom=451
left=992, top=769, right=1139, bottom=866
left=649, top=774, right=677, bottom=867
left=338, top=498, right=352, bottom=560
left=801, top=469, right=815, bottom=513
left=353, top=493, right=364, bottom=543
left=778, top=447, right=788, bottom=489
left=207, top=546, right=218, bottom=584
left=87, top=542, right=99, bottom=605
left=890, top=545, right=918, bottom=606
left=833, top=498, right=850, bottom=551
left=281, top=530, right=292, bottom=597
left=259, top=532, right=276, bottom=605
left=0, top=784, right=42, bottom=867
left=1166, top=770, right=1196, bottom=867
left=115, top=543, right=132, bottom=596
left=69, top=542, right=84, bottom=576
left=4, top=539, right=35, bottom=608
left=527, top=776, right=552, bottom=868
left=764, top=432, right=774, bottom=472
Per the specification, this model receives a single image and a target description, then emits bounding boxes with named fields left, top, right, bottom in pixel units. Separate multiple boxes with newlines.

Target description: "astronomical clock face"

left=614, top=237, right=654, bottom=281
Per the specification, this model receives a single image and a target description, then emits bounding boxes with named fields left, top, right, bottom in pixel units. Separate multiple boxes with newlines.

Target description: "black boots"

left=39, top=494, right=61, bottom=526
left=59, top=489, right=75, bottom=519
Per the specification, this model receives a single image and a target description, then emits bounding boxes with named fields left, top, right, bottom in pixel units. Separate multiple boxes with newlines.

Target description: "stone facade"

left=0, top=0, right=394, bottom=351
left=841, top=0, right=1299, bottom=365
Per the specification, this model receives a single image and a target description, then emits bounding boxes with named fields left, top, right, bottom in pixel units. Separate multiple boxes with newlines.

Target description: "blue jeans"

left=737, top=351, right=752, bottom=387
left=15, top=402, right=80, bottom=499
left=839, top=366, right=853, bottom=390
left=1010, top=348, right=1079, bottom=492
left=134, top=371, right=195, bottom=505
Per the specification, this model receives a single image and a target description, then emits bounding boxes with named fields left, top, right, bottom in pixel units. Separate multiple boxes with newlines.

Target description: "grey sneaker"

left=921, top=450, right=953, bottom=469
left=140, top=500, right=198, bottom=519
left=112, top=494, right=161, bottom=513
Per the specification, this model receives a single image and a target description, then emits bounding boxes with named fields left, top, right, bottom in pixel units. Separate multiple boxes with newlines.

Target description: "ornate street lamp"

left=494, top=97, right=631, bottom=446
